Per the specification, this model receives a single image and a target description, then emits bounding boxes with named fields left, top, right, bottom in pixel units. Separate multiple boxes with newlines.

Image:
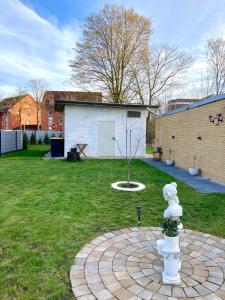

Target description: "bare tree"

left=205, top=37, right=225, bottom=95
left=133, top=45, right=193, bottom=106
left=70, top=3, right=151, bottom=103
left=28, top=79, right=48, bottom=130
left=131, top=45, right=192, bottom=142
left=14, top=86, right=27, bottom=130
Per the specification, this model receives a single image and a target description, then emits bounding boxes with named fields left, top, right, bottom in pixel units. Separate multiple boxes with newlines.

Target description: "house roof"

left=55, top=100, right=159, bottom=112
left=43, top=91, right=102, bottom=103
left=0, top=95, right=28, bottom=113
left=159, top=93, right=225, bottom=118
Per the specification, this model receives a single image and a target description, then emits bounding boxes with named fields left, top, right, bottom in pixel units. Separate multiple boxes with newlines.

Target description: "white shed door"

left=98, top=121, right=115, bottom=156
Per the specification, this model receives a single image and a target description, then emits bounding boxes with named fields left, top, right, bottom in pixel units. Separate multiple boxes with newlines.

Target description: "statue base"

left=157, top=237, right=181, bottom=286
left=163, top=272, right=181, bottom=285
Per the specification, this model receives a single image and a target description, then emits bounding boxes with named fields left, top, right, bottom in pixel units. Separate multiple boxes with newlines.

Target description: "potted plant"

left=162, top=218, right=180, bottom=252
left=189, top=155, right=200, bottom=176
left=165, top=149, right=174, bottom=166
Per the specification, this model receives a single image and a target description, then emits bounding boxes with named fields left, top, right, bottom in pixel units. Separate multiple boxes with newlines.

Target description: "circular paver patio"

left=70, top=227, right=225, bottom=299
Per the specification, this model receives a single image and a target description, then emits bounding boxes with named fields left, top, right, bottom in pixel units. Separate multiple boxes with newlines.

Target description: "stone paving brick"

left=151, top=293, right=167, bottom=300
left=146, top=282, right=161, bottom=293
left=71, top=278, right=87, bottom=287
left=182, top=275, right=199, bottom=286
left=172, top=287, right=186, bottom=297
left=127, top=283, right=144, bottom=295
left=207, top=276, right=224, bottom=285
left=117, top=278, right=134, bottom=288
left=184, top=286, right=199, bottom=297
left=86, top=274, right=102, bottom=285
left=135, top=277, right=152, bottom=287
left=130, top=271, right=145, bottom=280
left=113, top=287, right=134, bottom=299
left=72, top=284, right=91, bottom=297
left=94, top=289, right=113, bottom=300
left=191, top=274, right=205, bottom=283
left=202, top=281, right=220, bottom=291
left=194, top=284, right=211, bottom=296
left=138, top=289, right=153, bottom=299
left=158, top=285, right=172, bottom=296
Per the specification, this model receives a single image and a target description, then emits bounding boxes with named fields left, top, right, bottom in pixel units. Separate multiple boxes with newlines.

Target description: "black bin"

left=51, top=137, right=64, bottom=157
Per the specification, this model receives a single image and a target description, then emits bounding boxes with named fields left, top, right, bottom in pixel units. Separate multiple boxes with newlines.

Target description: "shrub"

left=30, top=132, right=37, bottom=145
left=51, top=133, right=56, bottom=138
left=38, top=137, right=43, bottom=145
left=23, top=132, right=28, bottom=150
left=161, top=218, right=180, bottom=237
left=43, top=133, right=50, bottom=144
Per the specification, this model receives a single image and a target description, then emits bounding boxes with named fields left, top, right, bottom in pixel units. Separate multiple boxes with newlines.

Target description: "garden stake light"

left=136, top=206, right=142, bottom=227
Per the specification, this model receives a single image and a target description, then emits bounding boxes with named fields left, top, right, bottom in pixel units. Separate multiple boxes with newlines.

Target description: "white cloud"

left=0, top=0, right=80, bottom=97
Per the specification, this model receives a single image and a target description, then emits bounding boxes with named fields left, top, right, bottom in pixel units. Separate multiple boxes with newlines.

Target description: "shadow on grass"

left=1, top=145, right=50, bottom=159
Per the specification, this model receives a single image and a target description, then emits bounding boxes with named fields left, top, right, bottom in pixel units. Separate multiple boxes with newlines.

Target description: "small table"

left=76, top=144, right=88, bottom=158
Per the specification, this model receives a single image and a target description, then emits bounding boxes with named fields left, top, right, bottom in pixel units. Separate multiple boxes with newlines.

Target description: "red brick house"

left=41, top=91, right=102, bottom=131
left=0, top=94, right=38, bottom=130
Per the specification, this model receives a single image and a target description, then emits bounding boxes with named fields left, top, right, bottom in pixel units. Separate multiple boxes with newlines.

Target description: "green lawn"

left=0, top=145, right=225, bottom=299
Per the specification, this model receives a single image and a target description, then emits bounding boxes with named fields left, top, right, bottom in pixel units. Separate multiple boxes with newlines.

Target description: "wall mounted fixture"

left=172, top=136, right=175, bottom=139
left=197, top=136, right=202, bottom=140
left=208, top=113, right=223, bottom=125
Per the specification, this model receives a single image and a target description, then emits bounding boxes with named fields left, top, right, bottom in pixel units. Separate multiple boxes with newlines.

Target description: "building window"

left=49, top=111, right=53, bottom=126
left=127, top=111, right=141, bottom=118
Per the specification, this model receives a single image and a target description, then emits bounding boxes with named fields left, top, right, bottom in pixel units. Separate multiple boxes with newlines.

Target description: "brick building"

left=155, top=94, right=225, bottom=184
left=167, top=98, right=198, bottom=111
left=0, top=94, right=38, bottom=130
left=41, top=91, right=102, bottom=131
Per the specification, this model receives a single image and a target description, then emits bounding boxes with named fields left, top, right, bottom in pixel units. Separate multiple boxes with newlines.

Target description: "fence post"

left=15, top=131, right=18, bottom=151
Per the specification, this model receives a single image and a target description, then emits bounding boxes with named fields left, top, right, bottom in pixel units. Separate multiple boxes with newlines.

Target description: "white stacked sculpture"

left=157, top=182, right=183, bottom=285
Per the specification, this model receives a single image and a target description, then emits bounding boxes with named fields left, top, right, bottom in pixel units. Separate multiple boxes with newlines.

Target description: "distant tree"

left=43, top=133, right=50, bottom=144
left=70, top=3, right=152, bottom=103
left=23, top=132, right=28, bottom=150
left=205, top=37, right=225, bottom=95
left=38, top=137, right=43, bottom=145
left=28, top=79, right=48, bottom=130
left=132, top=45, right=193, bottom=107
left=131, top=45, right=192, bottom=141
left=30, top=132, right=37, bottom=145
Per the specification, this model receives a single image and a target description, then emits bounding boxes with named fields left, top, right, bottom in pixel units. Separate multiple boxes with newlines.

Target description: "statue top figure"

left=163, top=182, right=182, bottom=219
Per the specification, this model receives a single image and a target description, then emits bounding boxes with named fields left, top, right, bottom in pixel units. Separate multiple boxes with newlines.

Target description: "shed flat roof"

left=55, top=100, right=159, bottom=112
left=159, top=93, right=225, bottom=118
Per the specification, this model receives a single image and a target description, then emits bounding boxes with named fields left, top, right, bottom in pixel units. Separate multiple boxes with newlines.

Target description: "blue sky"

left=1, top=0, right=225, bottom=97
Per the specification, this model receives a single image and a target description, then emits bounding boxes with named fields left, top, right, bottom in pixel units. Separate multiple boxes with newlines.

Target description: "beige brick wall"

left=155, top=99, right=225, bottom=184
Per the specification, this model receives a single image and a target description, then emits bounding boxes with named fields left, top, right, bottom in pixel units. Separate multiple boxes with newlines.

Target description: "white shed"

left=55, top=100, right=150, bottom=158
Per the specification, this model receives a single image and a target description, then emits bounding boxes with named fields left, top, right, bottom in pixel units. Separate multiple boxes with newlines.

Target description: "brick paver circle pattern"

left=70, top=227, right=225, bottom=300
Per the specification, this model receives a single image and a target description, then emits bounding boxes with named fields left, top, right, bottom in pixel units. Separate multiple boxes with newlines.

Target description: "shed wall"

left=64, top=106, right=147, bottom=157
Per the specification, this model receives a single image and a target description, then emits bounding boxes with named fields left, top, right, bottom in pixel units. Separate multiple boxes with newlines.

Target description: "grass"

left=0, top=145, right=225, bottom=299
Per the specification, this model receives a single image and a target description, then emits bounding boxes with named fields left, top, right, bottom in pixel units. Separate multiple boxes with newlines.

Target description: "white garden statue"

left=157, top=182, right=183, bottom=285
left=163, top=182, right=182, bottom=219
